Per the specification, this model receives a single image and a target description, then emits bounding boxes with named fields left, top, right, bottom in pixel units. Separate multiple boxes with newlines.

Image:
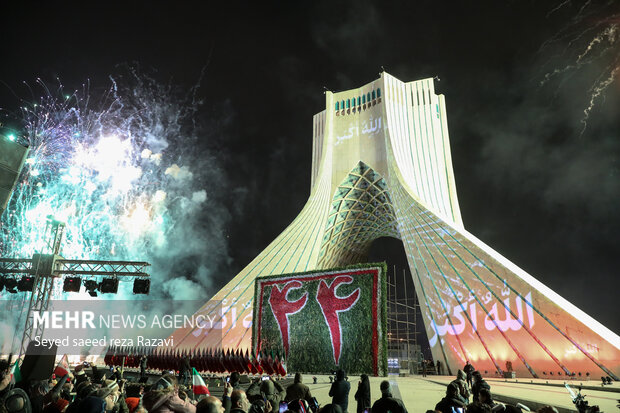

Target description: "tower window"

left=362, top=95, right=366, bottom=104
left=372, top=90, right=376, bottom=100
left=377, top=88, right=381, bottom=98
left=357, top=97, right=361, bottom=106
left=346, top=99, right=350, bottom=109
left=367, top=92, right=371, bottom=102
left=335, top=101, right=339, bottom=111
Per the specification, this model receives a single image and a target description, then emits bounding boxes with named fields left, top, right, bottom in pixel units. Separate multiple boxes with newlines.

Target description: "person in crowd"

left=179, top=356, right=192, bottom=387
left=247, top=399, right=272, bottom=413
left=110, top=367, right=123, bottom=383
left=478, top=389, right=496, bottom=409
left=67, top=382, right=99, bottom=413
left=471, top=372, right=491, bottom=403
left=124, top=396, right=141, bottom=413
left=247, top=376, right=285, bottom=410
left=139, top=356, right=148, bottom=381
left=466, top=388, right=497, bottom=413
left=319, top=404, right=343, bottom=413
left=74, top=364, right=90, bottom=387
left=229, top=372, right=242, bottom=391
left=353, top=374, right=370, bottom=413
left=197, top=396, right=225, bottom=413
left=370, top=381, right=407, bottom=413
left=434, top=383, right=466, bottom=413
left=1, top=358, right=32, bottom=413
left=230, top=390, right=250, bottom=413
left=463, top=361, right=475, bottom=388
left=78, top=394, right=108, bottom=413
left=422, top=360, right=427, bottom=377
left=221, top=382, right=233, bottom=413
left=285, top=373, right=312, bottom=403
left=125, top=382, right=145, bottom=399
left=437, top=361, right=442, bottom=376
left=450, top=370, right=470, bottom=403
left=30, top=373, right=73, bottom=413
left=142, top=373, right=196, bottom=412
left=97, top=379, right=131, bottom=413
left=42, top=398, right=69, bottom=412
left=536, top=406, right=558, bottom=413
left=328, top=370, right=350, bottom=413
left=466, top=401, right=492, bottom=413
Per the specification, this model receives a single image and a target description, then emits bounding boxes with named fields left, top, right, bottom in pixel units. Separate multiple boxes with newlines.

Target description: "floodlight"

left=84, top=280, right=99, bottom=297
left=4, top=278, right=18, bottom=293
left=63, top=277, right=82, bottom=292
left=133, top=279, right=150, bottom=295
left=17, top=276, right=35, bottom=292
left=100, top=278, right=119, bottom=294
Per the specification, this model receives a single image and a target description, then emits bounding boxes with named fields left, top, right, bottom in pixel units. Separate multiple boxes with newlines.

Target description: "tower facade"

left=172, top=73, right=620, bottom=378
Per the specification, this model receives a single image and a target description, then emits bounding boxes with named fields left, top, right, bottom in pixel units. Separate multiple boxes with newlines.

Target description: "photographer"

left=247, top=375, right=285, bottom=411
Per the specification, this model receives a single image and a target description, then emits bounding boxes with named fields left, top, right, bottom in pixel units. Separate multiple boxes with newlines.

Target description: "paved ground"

left=122, top=369, right=618, bottom=412
left=301, top=374, right=619, bottom=413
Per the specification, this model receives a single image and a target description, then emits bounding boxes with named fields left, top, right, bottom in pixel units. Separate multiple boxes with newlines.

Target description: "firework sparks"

left=0, top=73, right=228, bottom=301
left=541, top=1, right=620, bottom=135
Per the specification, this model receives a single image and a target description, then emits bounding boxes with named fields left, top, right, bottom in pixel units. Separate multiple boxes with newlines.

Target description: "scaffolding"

left=0, top=216, right=150, bottom=357
left=386, top=265, right=421, bottom=375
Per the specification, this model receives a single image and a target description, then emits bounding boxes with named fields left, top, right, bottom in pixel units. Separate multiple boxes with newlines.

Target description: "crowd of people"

left=0, top=357, right=570, bottom=413
left=432, top=362, right=565, bottom=413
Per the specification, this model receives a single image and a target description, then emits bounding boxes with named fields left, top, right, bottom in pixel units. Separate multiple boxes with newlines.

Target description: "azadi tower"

left=172, top=72, right=620, bottom=378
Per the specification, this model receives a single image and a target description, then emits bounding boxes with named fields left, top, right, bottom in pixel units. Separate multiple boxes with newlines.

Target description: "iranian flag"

left=54, top=354, right=70, bottom=377
left=192, top=368, right=210, bottom=396
left=10, top=361, right=22, bottom=384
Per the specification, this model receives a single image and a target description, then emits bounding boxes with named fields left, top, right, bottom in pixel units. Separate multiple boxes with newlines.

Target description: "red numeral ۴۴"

left=316, top=275, right=361, bottom=364
left=269, top=281, right=308, bottom=356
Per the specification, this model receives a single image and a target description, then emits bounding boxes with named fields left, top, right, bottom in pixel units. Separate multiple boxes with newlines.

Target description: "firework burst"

left=541, top=0, right=620, bottom=134
left=1, top=71, right=229, bottom=300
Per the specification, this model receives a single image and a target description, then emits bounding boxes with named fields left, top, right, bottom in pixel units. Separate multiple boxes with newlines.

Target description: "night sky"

left=1, top=1, right=618, bottom=335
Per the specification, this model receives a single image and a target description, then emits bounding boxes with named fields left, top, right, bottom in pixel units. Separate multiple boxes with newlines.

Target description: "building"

left=170, top=73, right=620, bottom=378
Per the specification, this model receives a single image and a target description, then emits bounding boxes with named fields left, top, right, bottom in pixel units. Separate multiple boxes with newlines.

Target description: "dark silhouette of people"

left=471, top=371, right=491, bottom=403
left=463, top=361, right=475, bottom=388
left=434, top=382, right=466, bottom=413
left=354, top=374, right=371, bottom=413
left=179, top=355, right=192, bottom=386
left=450, top=370, right=470, bottom=402
left=370, top=381, right=407, bottom=413
left=329, top=369, right=350, bottom=413
left=140, top=355, right=148, bottom=380
left=285, top=373, right=313, bottom=403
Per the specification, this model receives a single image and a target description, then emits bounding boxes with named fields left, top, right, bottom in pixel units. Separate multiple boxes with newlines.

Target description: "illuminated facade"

left=172, top=73, right=620, bottom=378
